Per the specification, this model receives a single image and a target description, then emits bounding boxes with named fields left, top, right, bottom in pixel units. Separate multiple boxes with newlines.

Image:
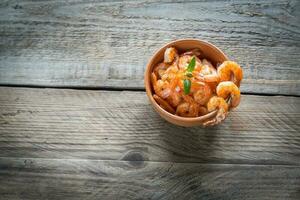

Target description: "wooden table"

left=0, top=1, right=299, bottom=199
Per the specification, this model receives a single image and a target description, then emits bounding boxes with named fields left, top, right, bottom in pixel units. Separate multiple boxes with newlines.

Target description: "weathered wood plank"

left=0, top=0, right=299, bottom=95
left=0, top=157, right=299, bottom=200
left=0, top=87, right=299, bottom=165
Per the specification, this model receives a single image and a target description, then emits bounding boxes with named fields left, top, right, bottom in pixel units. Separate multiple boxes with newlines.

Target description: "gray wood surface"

left=1, top=0, right=300, bottom=198
left=0, top=157, right=299, bottom=200
left=1, top=87, right=300, bottom=199
left=1, top=87, right=299, bottom=165
left=0, top=0, right=300, bottom=95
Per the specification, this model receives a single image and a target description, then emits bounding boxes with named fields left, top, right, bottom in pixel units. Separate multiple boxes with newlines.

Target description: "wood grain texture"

left=0, top=87, right=299, bottom=165
left=0, top=157, right=299, bottom=200
left=0, top=0, right=300, bottom=95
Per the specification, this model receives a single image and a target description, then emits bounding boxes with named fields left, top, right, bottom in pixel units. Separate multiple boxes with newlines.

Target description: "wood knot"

left=122, top=151, right=147, bottom=167
left=13, top=4, right=22, bottom=9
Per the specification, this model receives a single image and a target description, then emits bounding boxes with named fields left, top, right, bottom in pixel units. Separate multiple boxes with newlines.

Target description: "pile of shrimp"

left=151, top=47, right=243, bottom=125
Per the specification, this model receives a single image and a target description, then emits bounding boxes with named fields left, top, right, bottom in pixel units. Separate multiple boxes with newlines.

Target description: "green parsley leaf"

left=186, top=56, right=196, bottom=72
left=183, top=79, right=191, bottom=95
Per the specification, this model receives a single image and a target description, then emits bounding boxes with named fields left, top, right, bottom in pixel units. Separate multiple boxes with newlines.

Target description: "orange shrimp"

left=207, top=82, right=218, bottom=94
left=153, top=62, right=169, bottom=78
left=153, top=94, right=175, bottom=114
left=191, top=81, right=212, bottom=105
left=165, top=77, right=182, bottom=107
left=166, top=92, right=182, bottom=107
left=151, top=72, right=170, bottom=99
left=182, top=49, right=201, bottom=57
left=194, top=59, right=220, bottom=83
left=204, top=96, right=229, bottom=126
left=176, top=102, right=199, bottom=117
left=202, top=59, right=214, bottom=69
left=161, top=65, right=180, bottom=81
left=164, top=47, right=178, bottom=64
left=199, top=106, right=208, bottom=116
left=207, top=96, right=229, bottom=113
left=176, top=95, right=200, bottom=117
left=217, top=61, right=243, bottom=87
left=216, top=81, right=241, bottom=108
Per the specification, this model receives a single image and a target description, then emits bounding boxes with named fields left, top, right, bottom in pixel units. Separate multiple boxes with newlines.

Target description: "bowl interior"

left=145, top=39, right=228, bottom=126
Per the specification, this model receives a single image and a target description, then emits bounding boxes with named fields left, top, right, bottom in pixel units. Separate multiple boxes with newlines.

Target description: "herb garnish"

left=183, top=56, right=196, bottom=94
left=183, top=79, right=191, bottom=94
left=186, top=57, right=196, bottom=72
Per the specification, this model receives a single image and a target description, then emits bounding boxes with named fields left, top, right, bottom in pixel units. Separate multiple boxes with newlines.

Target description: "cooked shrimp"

left=153, top=94, right=175, bottom=114
left=166, top=77, right=182, bottom=107
left=191, top=81, right=212, bottom=105
left=176, top=102, right=190, bottom=117
left=178, top=55, right=191, bottom=69
left=167, top=91, right=182, bottom=107
left=151, top=72, right=170, bottom=99
left=217, top=61, right=243, bottom=87
left=204, top=96, right=229, bottom=126
left=176, top=95, right=200, bottom=117
left=162, top=65, right=180, bottom=81
left=182, top=94, right=196, bottom=104
left=216, top=81, right=241, bottom=108
left=153, top=62, right=169, bottom=78
left=207, top=96, right=229, bottom=113
left=153, top=73, right=181, bottom=107
left=176, top=102, right=199, bottom=117
left=182, top=49, right=201, bottom=57
left=194, top=59, right=219, bottom=83
left=178, top=55, right=202, bottom=70
left=199, top=106, right=208, bottom=116
left=164, top=47, right=178, bottom=64
left=190, top=80, right=205, bottom=92
left=197, top=74, right=220, bottom=83
left=202, top=59, right=214, bottom=69
left=200, top=59, right=216, bottom=75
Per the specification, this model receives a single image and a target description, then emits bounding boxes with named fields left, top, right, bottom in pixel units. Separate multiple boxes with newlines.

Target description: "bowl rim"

left=144, top=38, right=229, bottom=123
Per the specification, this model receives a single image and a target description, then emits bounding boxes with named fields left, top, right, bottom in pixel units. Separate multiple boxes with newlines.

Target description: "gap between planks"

left=0, top=156, right=298, bottom=167
left=0, top=84, right=299, bottom=97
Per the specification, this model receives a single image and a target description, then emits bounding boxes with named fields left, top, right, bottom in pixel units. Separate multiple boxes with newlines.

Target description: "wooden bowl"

left=144, top=39, right=229, bottom=127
